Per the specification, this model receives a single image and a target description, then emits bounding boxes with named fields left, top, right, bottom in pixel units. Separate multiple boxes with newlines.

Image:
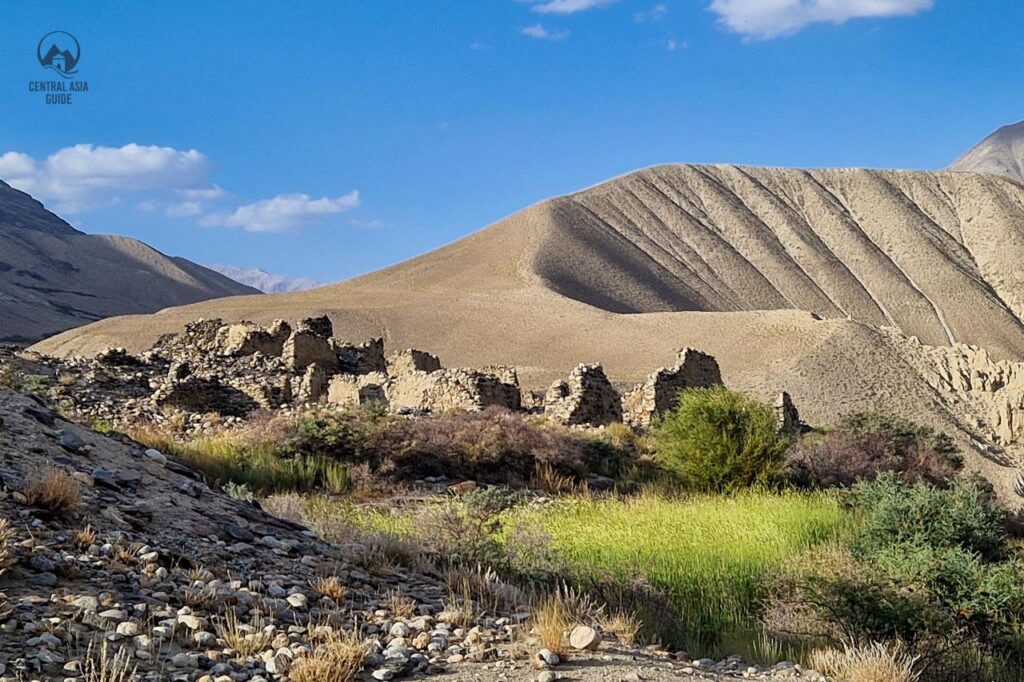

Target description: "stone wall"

left=622, top=348, right=723, bottom=427
left=387, top=349, right=442, bottom=375
left=543, top=364, right=621, bottom=426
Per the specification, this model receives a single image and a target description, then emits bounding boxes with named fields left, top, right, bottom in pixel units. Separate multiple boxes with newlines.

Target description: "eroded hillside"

left=29, top=165, right=1024, bottom=499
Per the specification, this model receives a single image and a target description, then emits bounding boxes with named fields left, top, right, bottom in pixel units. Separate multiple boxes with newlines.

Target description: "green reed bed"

left=510, top=491, right=848, bottom=653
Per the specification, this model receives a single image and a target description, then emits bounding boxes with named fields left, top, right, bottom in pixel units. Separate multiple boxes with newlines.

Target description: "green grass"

left=508, top=491, right=848, bottom=654
left=129, top=428, right=351, bottom=495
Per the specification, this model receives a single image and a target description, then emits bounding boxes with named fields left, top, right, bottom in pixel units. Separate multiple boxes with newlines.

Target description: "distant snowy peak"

left=208, top=264, right=321, bottom=293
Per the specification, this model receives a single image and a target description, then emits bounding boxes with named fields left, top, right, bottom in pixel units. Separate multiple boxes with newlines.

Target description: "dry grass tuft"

left=311, top=575, right=348, bottom=602
left=445, top=565, right=526, bottom=616
left=597, top=609, right=642, bottom=646
left=182, top=585, right=220, bottom=610
left=215, top=609, right=273, bottom=658
left=0, top=518, right=14, bottom=575
left=73, top=524, right=99, bottom=550
left=810, top=641, right=920, bottom=682
left=289, top=628, right=369, bottom=682
left=80, top=640, right=136, bottom=682
left=532, top=595, right=570, bottom=657
left=24, top=466, right=81, bottom=516
left=385, top=588, right=417, bottom=619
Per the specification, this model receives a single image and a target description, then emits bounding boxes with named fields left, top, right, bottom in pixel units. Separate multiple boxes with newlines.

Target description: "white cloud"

left=709, top=0, right=934, bottom=39
left=0, top=151, right=38, bottom=180
left=166, top=201, right=203, bottom=217
left=666, top=37, right=688, bottom=51
left=0, top=143, right=210, bottom=213
left=200, top=192, right=360, bottom=233
left=522, top=23, right=570, bottom=40
left=181, top=184, right=228, bottom=200
left=526, top=0, right=618, bottom=13
left=634, top=3, right=668, bottom=22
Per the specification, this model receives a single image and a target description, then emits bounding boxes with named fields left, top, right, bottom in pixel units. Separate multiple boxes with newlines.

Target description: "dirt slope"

left=0, top=180, right=258, bottom=343
left=31, top=164, right=1024, bottom=498
left=949, top=120, right=1024, bottom=182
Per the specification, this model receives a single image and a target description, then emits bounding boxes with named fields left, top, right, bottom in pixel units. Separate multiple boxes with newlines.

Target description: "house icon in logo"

left=37, top=31, right=80, bottom=78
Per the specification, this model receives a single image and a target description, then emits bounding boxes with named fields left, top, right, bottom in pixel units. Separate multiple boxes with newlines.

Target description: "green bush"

left=653, top=387, right=790, bottom=492
left=771, top=474, right=1024, bottom=680
left=851, top=473, right=1006, bottom=561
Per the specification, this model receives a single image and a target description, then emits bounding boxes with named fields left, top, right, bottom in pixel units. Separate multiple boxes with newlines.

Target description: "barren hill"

left=949, top=120, right=1024, bottom=182
left=31, top=164, right=1024, bottom=497
left=0, top=180, right=258, bottom=343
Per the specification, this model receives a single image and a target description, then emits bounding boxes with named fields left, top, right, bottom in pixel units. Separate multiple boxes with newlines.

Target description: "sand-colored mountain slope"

left=33, top=164, right=1024, bottom=498
left=949, top=120, right=1024, bottom=182
left=0, top=180, right=258, bottom=342
left=36, top=164, right=1024, bottom=360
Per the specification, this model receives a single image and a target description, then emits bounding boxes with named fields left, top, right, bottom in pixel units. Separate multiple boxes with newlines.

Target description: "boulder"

left=569, top=624, right=600, bottom=651
left=543, top=364, right=621, bottom=426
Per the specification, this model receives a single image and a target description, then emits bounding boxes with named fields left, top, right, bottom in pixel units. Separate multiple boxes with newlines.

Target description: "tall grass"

left=509, top=491, right=847, bottom=654
left=129, top=427, right=350, bottom=495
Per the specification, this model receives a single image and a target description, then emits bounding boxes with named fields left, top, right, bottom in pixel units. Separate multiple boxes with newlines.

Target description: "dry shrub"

left=296, top=406, right=620, bottom=489
left=811, top=641, right=920, bottom=682
left=530, top=462, right=581, bottom=495
left=290, top=629, right=368, bottom=682
left=440, top=574, right=480, bottom=629
left=531, top=595, right=571, bottom=656
left=215, top=609, right=273, bottom=658
left=385, top=588, right=417, bottom=619
left=182, top=585, right=220, bottom=610
left=311, top=576, right=348, bottom=602
left=0, top=518, right=14, bottom=575
left=597, top=610, right=642, bottom=646
left=786, top=413, right=961, bottom=489
left=73, top=524, right=99, bottom=550
left=80, top=640, right=136, bottom=682
left=261, top=493, right=305, bottom=524
left=24, top=466, right=81, bottom=516
left=445, top=565, right=526, bottom=615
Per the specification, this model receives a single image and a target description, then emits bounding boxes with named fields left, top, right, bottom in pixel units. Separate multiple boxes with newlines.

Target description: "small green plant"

left=223, top=482, right=256, bottom=502
left=654, top=387, right=790, bottom=492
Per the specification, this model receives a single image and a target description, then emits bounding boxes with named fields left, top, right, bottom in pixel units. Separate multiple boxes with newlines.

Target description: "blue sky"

left=0, top=1, right=1021, bottom=284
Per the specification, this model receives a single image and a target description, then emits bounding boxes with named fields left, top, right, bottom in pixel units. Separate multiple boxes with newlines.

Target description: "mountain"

left=31, top=164, right=1024, bottom=497
left=949, top=120, right=1024, bottom=182
left=0, top=180, right=259, bottom=343
left=208, top=264, right=320, bottom=293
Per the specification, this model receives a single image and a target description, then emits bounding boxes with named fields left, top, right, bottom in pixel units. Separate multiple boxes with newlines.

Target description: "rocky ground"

left=0, top=386, right=831, bottom=681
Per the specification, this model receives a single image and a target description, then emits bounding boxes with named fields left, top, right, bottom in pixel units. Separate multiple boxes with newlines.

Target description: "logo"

left=37, top=31, right=80, bottom=78
left=30, top=31, right=88, bottom=104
